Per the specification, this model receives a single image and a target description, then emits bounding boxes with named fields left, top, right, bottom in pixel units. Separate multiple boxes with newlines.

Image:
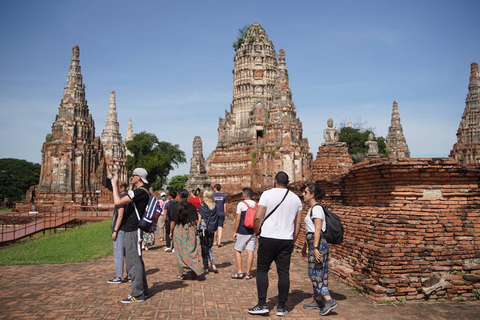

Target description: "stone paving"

left=1, top=220, right=480, bottom=319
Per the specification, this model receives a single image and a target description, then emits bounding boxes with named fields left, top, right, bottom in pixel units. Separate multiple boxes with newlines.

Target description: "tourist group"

left=108, top=168, right=339, bottom=316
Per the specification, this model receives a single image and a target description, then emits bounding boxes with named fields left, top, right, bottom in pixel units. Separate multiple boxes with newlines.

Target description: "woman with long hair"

left=198, top=188, right=219, bottom=273
left=301, top=183, right=338, bottom=316
left=172, top=189, right=203, bottom=280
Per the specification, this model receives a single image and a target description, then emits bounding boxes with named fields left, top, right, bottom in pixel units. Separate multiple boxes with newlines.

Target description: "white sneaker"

left=172, top=248, right=175, bottom=252
left=164, top=247, right=172, bottom=252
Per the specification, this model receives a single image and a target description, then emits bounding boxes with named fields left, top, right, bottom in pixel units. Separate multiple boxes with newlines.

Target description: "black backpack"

left=310, top=204, right=344, bottom=244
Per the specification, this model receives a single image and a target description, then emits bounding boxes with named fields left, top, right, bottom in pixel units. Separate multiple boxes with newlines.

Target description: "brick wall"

left=312, top=158, right=480, bottom=301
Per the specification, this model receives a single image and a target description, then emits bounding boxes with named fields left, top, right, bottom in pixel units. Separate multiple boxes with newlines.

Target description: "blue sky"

left=1, top=0, right=479, bottom=178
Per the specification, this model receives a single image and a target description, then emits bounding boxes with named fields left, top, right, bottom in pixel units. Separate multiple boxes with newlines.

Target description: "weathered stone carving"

left=450, top=62, right=480, bottom=165
left=206, top=23, right=312, bottom=193
left=365, top=133, right=380, bottom=158
left=386, top=101, right=410, bottom=159
left=322, top=118, right=345, bottom=146
left=185, top=136, right=211, bottom=191
left=125, top=118, right=134, bottom=157
left=101, top=91, right=127, bottom=181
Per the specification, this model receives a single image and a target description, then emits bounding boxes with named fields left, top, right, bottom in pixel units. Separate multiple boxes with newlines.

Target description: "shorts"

left=217, top=215, right=225, bottom=227
left=234, top=233, right=257, bottom=252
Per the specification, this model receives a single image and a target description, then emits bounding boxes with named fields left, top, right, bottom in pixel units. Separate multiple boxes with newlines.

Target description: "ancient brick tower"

left=185, top=136, right=211, bottom=191
left=37, top=46, right=105, bottom=205
left=450, top=62, right=480, bottom=165
left=206, top=23, right=312, bottom=193
left=125, top=118, right=133, bottom=157
left=101, top=91, right=127, bottom=182
left=386, top=101, right=410, bottom=159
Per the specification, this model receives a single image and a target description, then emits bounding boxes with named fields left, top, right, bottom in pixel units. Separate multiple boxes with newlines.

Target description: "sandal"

left=231, top=272, right=245, bottom=279
left=175, top=274, right=186, bottom=280
left=211, top=266, right=219, bottom=273
left=245, top=274, right=254, bottom=280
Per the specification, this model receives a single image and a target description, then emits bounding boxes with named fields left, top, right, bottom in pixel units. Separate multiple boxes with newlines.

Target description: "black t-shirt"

left=166, top=200, right=179, bottom=222
left=123, top=187, right=150, bottom=232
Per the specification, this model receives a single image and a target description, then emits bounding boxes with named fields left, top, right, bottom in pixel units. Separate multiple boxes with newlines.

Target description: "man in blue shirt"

left=213, top=184, right=227, bottom=247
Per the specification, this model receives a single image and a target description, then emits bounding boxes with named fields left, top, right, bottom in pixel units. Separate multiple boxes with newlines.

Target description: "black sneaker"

left=320, top=299, right=338, bottom=316
left=122, top=276, right=131, bottom=283
left=121, top=296, right=144, bottom=304
left=276, top=306, right=288, bottom=316
left=248, top=304, right=269, bottom=315
left=107, top=277, right=122, bottom=284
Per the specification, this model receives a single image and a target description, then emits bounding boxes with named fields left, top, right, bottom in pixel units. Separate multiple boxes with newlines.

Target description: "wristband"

left=113, top=230, right=117, bottom=233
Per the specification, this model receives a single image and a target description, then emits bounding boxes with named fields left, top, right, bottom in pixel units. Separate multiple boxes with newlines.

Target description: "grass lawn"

left=0, top=220, right=113, bottom=265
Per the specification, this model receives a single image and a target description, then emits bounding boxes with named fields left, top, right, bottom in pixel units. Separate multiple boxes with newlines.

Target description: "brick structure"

left=33, top=46, right=106, bottom=207
left=206, top=23, right=312, bottom=193
left=386, top=101, right=410, bottom=159
left=298, top=158, right=480, bottom=301
left=450, top=62, right=480, bottom=165
left=101, top=91, right=127, bottom=182
left=185, top=136, right=211, bottom=191
left=312, top=145, right=354, bottom=181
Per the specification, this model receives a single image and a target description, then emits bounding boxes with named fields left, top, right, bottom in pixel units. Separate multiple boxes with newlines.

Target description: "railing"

left=0, top=205, right=114, bottom=244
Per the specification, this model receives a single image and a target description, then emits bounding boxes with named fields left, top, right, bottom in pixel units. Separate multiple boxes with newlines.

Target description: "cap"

left=161, top=192, right=166, bottom=196
left=133, top=168, right=148, bottom=184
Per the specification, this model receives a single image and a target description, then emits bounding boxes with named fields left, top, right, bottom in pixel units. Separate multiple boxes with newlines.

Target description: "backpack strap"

left=242, top=200, right=253, bottom=209
left=309, top=204, right=322, bottom=219
left=132, top=186, right=150, bottom=221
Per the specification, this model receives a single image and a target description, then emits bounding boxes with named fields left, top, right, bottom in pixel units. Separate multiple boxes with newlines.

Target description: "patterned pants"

left=199, top=231, right=216, bottom=269
left=306, top=232, right=330, bottom=297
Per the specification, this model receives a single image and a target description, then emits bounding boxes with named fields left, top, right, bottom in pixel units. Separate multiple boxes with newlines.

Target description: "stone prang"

left=125, top=118, right=133, bottom=157
left=450, top=62, right=480, bottom=165
left=386, top=101, right=410, bottom=159
left=206, top=23, right=312, bottom=193
left=36, top=46, right=106, bottom=205
left=101, top=91, right=127, bottom=182
left=185, top=136, right=211, bottom=191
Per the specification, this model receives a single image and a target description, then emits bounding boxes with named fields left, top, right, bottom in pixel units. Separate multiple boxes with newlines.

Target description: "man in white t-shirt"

left=248, top=171, right=303, bottom=317
left=232, top=187, right=257, bottom=280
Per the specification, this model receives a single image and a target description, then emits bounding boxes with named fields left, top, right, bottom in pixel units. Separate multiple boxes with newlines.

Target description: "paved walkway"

left=1, top=219, right=479, bottom=319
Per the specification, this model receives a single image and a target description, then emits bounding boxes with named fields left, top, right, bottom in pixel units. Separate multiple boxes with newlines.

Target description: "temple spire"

left=450, top=62, right=480, bottom=165
left=125, top=118, right=133, bottom=156
left=101, top=90, right=126, bottom=181
left=386, top=101, right=410, bottom=159
left=185, top=136, right=210, bottom=191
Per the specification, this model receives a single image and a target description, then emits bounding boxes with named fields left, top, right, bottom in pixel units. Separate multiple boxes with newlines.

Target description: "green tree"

left=166, top=174, right=189, bottom=191
left=125, top=132, right=186, bottom=190
left=0, top=158, right=41, bottom=205
left=339, top=127, right=387, bottom=163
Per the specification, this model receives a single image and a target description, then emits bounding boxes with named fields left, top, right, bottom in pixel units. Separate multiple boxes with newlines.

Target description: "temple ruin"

left=385, top=101, right=410, bottom=159
left=450, top=62, right=480, bottom=165
left=125, top=118, right=134, bottom=157
left=27, top=46, right=126, bottom=209
left=206, top=23, right=312, bottom=193
left=101, top=91, right=127, bottom=182
left=185, top=136, right=210, bottom=191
